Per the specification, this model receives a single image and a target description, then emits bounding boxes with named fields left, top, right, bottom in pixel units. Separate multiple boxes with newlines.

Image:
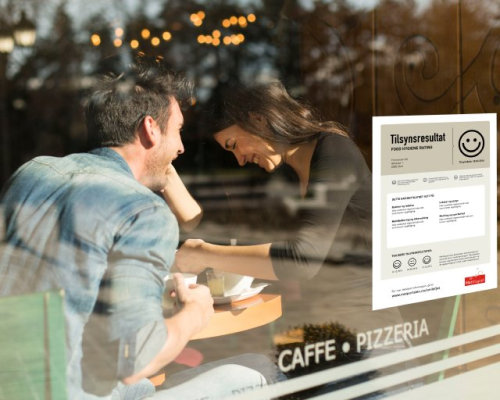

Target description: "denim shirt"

left=0, top=148, right=177, bottom=399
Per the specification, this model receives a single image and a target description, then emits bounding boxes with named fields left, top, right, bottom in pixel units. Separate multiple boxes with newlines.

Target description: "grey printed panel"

left=381, top=121, right=491, bottom=176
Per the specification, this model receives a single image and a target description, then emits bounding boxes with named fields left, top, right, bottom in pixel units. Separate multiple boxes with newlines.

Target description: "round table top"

left=149, top=293, right=281, bottom=386
left=191, top=293, right=282, bottom=340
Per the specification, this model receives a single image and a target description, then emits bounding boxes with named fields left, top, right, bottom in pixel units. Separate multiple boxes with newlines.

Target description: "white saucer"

left=213, top=283, right=270, bottom=305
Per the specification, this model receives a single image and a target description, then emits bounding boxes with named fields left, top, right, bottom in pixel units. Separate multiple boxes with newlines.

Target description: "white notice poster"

left=372, top=114, right=497, bottom=310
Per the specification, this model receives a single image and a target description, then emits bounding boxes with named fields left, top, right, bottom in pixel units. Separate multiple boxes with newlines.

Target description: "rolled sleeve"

left=82, top=203, right=177, bottom=393
left=117, top=320, right=167, bottom=380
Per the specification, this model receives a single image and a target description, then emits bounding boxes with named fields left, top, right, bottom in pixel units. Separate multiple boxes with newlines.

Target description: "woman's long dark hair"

left=207, top=80, right=348, bottom=144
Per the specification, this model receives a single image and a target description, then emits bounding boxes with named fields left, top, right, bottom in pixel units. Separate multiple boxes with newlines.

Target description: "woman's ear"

left=249, top=112, right=267, bottom=128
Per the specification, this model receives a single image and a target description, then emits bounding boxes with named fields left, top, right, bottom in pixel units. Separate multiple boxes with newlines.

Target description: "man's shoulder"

left=16, top=153, right=167, bottom=212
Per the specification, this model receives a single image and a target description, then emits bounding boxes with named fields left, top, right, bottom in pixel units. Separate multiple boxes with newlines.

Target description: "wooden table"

left=149, top=293, right=282, bottom=386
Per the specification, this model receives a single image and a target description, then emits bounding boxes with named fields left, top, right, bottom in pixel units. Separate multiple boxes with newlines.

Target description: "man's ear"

left=139, top=116, right=160, bottom=148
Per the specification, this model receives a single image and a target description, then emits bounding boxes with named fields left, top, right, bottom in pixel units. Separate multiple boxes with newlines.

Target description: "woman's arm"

left=175, top=239, right=278, bottom=281
left=177, top=136, right=370, bottom=281
left=161, top=165, right=203, bottom=232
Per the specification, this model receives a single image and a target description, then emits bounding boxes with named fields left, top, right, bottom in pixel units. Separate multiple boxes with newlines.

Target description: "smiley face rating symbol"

left=393, top=260, right=402, bottom=269
left=408, top=258, right=417, bottom=267
left=458, top=130, right=485, bottom=158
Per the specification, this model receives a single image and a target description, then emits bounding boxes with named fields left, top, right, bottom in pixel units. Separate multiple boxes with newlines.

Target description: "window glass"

left=0, top=0, right=499, bottom=398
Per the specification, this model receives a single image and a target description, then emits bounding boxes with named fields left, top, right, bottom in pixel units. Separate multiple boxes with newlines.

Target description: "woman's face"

left=214, top=124, right=284, bottom=172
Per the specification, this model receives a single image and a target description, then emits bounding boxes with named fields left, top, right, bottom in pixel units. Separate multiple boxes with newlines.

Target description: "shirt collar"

left=89, top=147, right=134, bottom=178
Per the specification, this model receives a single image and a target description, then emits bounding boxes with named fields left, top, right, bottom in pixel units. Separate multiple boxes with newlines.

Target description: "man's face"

left=144, top=98, right=184, bottom=191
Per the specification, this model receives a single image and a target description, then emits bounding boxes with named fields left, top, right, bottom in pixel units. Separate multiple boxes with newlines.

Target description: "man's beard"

left=142, top=145, right=170, bottom=191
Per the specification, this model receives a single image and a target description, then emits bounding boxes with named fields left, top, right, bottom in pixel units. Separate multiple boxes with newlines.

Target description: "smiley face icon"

left=458, top=130, right=485, bottom=158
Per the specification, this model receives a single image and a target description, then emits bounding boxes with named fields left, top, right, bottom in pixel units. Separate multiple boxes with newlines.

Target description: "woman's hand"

left=175, top=239, right=210, bottom=275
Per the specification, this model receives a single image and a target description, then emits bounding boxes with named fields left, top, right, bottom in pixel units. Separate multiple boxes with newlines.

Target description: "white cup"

left=162, top=273, right=197, bottom=308
left=223, top=273, right=254, bottom=296
left=223, top=239, right=254, bottom=296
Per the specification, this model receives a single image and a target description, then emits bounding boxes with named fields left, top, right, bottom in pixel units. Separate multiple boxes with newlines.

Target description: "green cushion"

left=0, top=290, right=67, bottom=400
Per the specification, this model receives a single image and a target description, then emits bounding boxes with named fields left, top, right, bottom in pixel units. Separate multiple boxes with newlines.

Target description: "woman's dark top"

left=270, top=132, right=372, bottom=280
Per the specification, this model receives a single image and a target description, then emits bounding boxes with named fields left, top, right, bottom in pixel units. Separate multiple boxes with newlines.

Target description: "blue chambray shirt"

left=0, top=148, right=177, bottom=399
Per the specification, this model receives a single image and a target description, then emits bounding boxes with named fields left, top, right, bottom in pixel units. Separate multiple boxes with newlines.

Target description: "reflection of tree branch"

left=303, top=15, right=356, bottom=124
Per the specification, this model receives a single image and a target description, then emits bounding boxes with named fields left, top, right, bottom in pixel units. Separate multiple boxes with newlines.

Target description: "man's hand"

left=173, top=273, right=213, bottom=334
left=123, top=273, right=213, bottom=384
left=175, top=239, right=209, bottom=275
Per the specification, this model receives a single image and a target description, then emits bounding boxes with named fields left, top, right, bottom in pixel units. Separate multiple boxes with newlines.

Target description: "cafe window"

left=0, top=0, right=499, bottom=398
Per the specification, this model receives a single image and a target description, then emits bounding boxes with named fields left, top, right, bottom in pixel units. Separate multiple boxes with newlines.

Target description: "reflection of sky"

left=36, top=0, right=439, bottom=40
left=60, top=0, right=437, bottom=32
left=300, top=0, right=431, bottom=12
left=3, top=0, right=437, bottom=76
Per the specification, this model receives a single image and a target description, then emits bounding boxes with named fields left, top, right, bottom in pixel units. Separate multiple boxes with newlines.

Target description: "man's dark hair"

left=85, top=56, right=193, bottom=149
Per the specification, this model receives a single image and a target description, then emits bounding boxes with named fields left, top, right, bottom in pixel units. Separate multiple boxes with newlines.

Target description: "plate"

left=213, top=283, right=270, bottom=305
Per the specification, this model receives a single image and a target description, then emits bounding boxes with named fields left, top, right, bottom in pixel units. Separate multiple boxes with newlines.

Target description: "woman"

left=175, top=80, right=372, bottom=283
left=175, top=80, right=418, bottom=397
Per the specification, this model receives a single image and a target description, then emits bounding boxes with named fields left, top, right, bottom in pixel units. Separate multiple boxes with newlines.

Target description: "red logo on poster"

left=465, top=275, right=485, bottom=286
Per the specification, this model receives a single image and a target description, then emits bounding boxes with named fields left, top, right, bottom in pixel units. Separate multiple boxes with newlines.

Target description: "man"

left=0, top=58, right=268, bottom=399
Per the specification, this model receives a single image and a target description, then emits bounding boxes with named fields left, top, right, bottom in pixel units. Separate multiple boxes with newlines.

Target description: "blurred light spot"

left=130, top=39, right=139, bottom=49
left=212, top=38, right=220, bottom=46
left=113, top=38, right=122, bottom=47
left=230, top=16, right=238, bottom=25
left=222, top=19, right=230, bottom=28
left=151, top=37, right=160, bottom=46
left=13, top=98, right=26, bottom=110
left=223, top=36, right=231, bottom=45
left=197, top=11, right=205, bottom=20
left=205, top=35, right=212, bottom=44
left=247, top=14, right=256, bottom=22
left=115, top=27, right=124, bottom=37
left=27, top=78, right=43, bottom=90
left=237, top=33, right=245, bottom=42
left=162, top=31, right=172, bottom=41
left=212, top=30, right=221, bottom=38
left=197, top=35, right=205, bottom=44
left=141, top=29, right=150, bottom=39
left=91, top=34, right=101, bottom=46
left=191, top=13, right=203, bottom=26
